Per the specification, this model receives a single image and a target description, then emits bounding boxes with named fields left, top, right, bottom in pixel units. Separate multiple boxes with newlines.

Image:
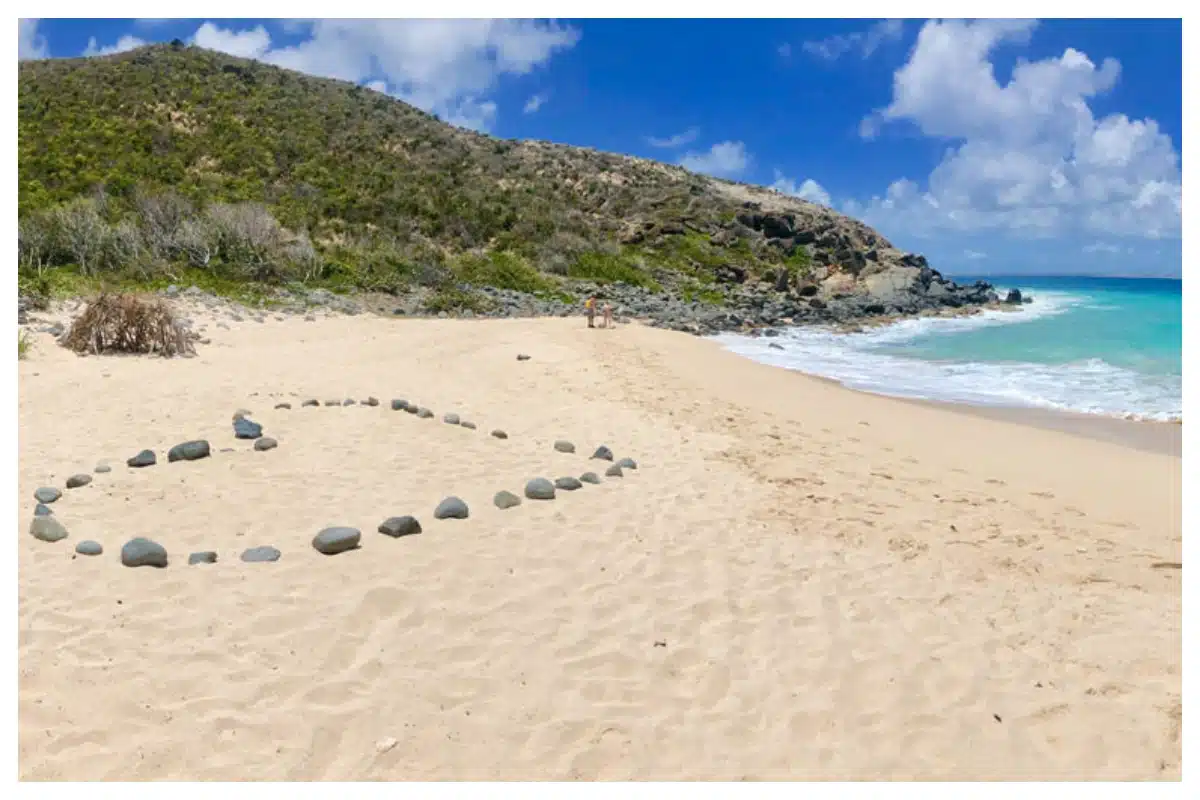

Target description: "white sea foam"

left=714, top=294, right=1182, bottom=422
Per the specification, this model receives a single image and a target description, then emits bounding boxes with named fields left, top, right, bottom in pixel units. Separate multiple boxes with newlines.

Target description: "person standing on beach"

left=584, top=296, right=596, bottom=328
left=602, top=301, right=613, bottom=329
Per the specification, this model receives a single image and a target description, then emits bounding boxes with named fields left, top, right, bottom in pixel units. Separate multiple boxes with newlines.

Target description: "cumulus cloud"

left=161, top=19, right=577, bottom=132
left=679, top=141, right=749, bottom=178
left=82, top=34, right=149, bottom=57
left=647, top=127, right=700, bottom=148
left=19, top=19, right=49, bottom=60
left=802, top=19, right=903, bottom=61
left=523, top=92, right=549, bottom=114
left=849, top=19, right=1181, bottom=241
left=770, top=170, right=832, bottom=206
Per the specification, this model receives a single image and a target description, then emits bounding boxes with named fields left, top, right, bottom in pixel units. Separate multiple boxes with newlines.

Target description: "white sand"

left=18, top=304, right=1182, bottom=780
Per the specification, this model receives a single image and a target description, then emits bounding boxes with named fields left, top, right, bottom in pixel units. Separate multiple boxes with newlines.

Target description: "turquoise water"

left=716, top=276, right=1182, bottom=421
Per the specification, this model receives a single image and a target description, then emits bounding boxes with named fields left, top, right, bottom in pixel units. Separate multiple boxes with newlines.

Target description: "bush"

left=451, top=250, right=555, bottom=294
left=567, top=250, right=660, bottom=290
left=61, top=293, right=195, bottom=357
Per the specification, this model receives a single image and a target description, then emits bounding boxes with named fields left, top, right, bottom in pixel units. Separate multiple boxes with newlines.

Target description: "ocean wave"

left=714, top=296, right=1182, bottom=421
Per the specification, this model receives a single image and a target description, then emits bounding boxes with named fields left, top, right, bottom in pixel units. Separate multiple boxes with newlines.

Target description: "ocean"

left=714, top=275, right=1182, bottom=422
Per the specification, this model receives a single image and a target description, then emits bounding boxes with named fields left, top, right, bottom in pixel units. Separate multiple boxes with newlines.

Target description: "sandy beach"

left=18, top=302, right=1182, bottom=781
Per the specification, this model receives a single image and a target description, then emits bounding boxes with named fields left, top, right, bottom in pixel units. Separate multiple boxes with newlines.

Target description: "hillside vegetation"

left=18, top=43, right=924, bottom=309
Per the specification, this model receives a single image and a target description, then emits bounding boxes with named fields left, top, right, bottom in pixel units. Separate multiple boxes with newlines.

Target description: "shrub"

left=61, top=293, right=195, bottom=357
left=567, top=250, right=660, bottom=290
left=18, top=331, right=31, bottom=360
left=452, top=250, right=555, bottom=294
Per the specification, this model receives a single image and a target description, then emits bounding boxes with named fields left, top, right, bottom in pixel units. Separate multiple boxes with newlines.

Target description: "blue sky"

left=19, top=18, right=1183, bottom=278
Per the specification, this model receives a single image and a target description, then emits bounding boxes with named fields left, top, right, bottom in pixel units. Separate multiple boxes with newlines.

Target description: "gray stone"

left=275, top=402, right=292, bottom=410
left=605, top=464, right=624, bottom=478
left=404, top=404, right=419, bottom=415
left=461, top=421, right=476, bottom=430
left=253, top=437, right=278, bottom=452
left=313, top=527, right=362, bottom=555
left=127, top=450, right=157, bottom=468
left=94, top=464, right=112, bottom=474
left=494, top=490, right=522, bottom=510
left=233, top=418, right=263, bottom=439
left=241, top=546, right=281, bottom=563
left=365, top=397, right=380, bottom=407
left=443, top=413, right=461, bottom=425
left=324, top=399, right=340, bottom=406
left=417, top=407, right=433, bottom=418
left=580, top=472, right=601, bottom=485
left=34, top=503, right=53, bottom=517
left=302, top=399, right=320, bottom=407
left=517, top=354, right=531, bottom=361
left=434, top=496, right=469, bottom=520
left=30, top=517, right=68, bottom=543
left=555, top=476, right=583, bottom=491
left=188, top=551, right=218, bottom=565
left=491, top=429, right=508, bottom=439
left=66, top=473, right=92, bottom=489
left=75, top=540, right=103, bottom=556
left=378, top=516, right=422, bottom=538
left=554, top=440, right=576, bottom=454
left=34, top=487, right=62, bottom=503
left=168, top=440, right=211, bottom=463
left=524, top=478, right=556, bottom=500
left=591, top=445, right=614, bottom=461
left=616, top=457, right=638, bottom=470
left=343, top=398, right=356, bottom=406
left=391, top=398, right=409, bottom=411
left=121, top=537, right=168, bottom=568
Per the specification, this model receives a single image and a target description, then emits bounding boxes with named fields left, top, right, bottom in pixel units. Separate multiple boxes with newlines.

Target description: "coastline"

left=19, top=306, right=1181, bottom=780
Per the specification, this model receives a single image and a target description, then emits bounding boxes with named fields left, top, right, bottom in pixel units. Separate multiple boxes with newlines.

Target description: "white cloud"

left=19, top=19, right=49, bottom=60
left=802, top=19, right=903, bottom=61
left=647, top=127, right=700, bottom=149
left=777, top=43, right=792, bottom=58
left=770, top=170, right=832, bottom=206
left=679, top=141, right=749, bottom=178
left=963, top=249, right=987, bottom=260
left=83, top=34, right=148, bottom=57
left=523, top=92, right=549, bottom=114
left=1082, top=242, right=1128, bottom=255
left=850, top=20, right=1181, bottom=241
left=184, top=19, right=580, bottom=132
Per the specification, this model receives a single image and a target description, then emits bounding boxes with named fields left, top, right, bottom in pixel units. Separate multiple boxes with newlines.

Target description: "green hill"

left=17, top=43, right=940, bottom=311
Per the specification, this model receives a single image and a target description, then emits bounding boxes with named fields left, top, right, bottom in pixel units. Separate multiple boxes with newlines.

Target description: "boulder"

left=378, top=516, right=422, bottom=538
left=30, top=517, right=69, bottom=543
left=127, top=450, right=157, bottom=468
left=168, top=440, right=211, bottom=463
left=493, top=490, right=522, bottom=510
left=524, top=478, right=556, bottom=500
left=121, top=537, right=168, bottom=568
left=313, top=527, right=361, bottom=555
left=433, top=496, right=469, bottom=520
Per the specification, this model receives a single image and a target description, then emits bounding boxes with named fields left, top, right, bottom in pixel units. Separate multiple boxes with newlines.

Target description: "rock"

left=343, top=398, right=356, bottom=406
left=768, top=342, right=785, bottom=351
left=365, top=397, right=380, bottom=407
left=34, top=503, right=53, bottom=517
left=484, top=490, right=520, bottom=512
left=605, top=464, right=623, bottom=478
left=233, top=418, right=263, bottom=439
left=443, top=413, right=461, bottom=425
left=94, top=464, right=112, bottom=474
left=313, top=526, right=362, bottom=555
left=66, top=473, right=92, bottom=489
left=34, top=487, right=62, bottom=503
left=434, top=496, right=469, bottom=520
left=461, top=421, right=476, bottom=430
left=376, top=736, right=399, bottom=754
left=188, top=551, right=218, bottom=565
left=554, top=440, right=575, bottom=454
left=30, top=517, right=68, bottom=543
left=324, top=399, right=340, bottom=406
left=491, top=429, right=508, bottom=440
left=591, top=445, right=614, bottom=461
left=1004, top=288, right=1023, bottom=304
left=275, top=402, right=292, bottom=410
left=417, top=407, right=433, bottom=418
left=254, top=437, right=278, bottom=452
left=121, top=537, right=168, bottom=568
left=615, top=457, right=638, bottom=470
left=525, top=478, right=556, bottom=500
left=127, top=450, right=157, bottom=468
left=554, top=476, right=583, bottom=491
left=517, top=354, right=531, bottom=361
left=391, top=399, right=409, bottom=411
left=167, top=440, right=211, bottom=462
left=241, top=546, right=281, bottom=563
left=378, top=516, right=422, bottom=538
left=302, top=399, right=320, bottom=407
left=580, top=472, right=601, bottom=484
left=75, top=540, right=103, bottom=556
